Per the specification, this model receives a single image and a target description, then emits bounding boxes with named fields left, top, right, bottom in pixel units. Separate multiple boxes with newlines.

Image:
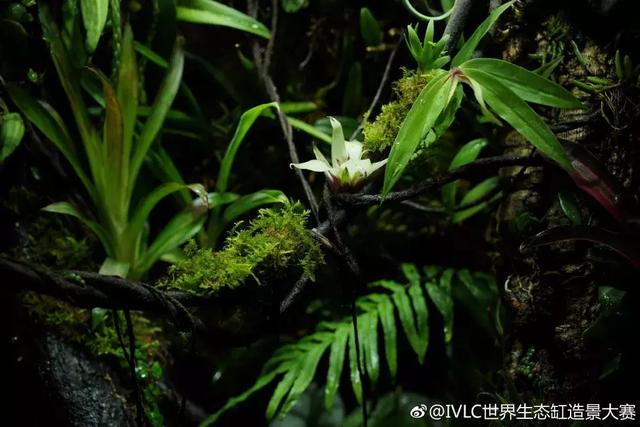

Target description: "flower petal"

left=330, top=117, right=347, bottom=166
left=312, top=144, right=329, bottom=164
left=291, top=159, right=332, bottom=172
left=368, top=158, right=388, bottom=174
left=346, top=140, right=363, bottom=161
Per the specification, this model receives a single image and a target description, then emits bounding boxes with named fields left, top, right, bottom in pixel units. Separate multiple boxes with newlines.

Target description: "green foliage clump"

left=363, top=69, right=431, bottom=154
left=163, top=203, right=324, bottom=295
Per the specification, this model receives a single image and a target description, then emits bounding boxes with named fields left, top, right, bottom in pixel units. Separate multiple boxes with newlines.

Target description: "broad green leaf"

left=378, top=296, right=397, bottom=380
left=462, top=67, right=573, bottom=172
left=452, top=176, right=499, bottom=223
left=216, top=102, right=279, bottom=193
left=222, top=190, right=288, bottom=224
left=451, top=1, right=515, bottom=67
left=347, top=327, right=363, bottom=404
left=177, top=0, right=271, bottom=39
left=130, top=37, right=185, bottom=188
left=442, top=138, right=488, bottom=209
left=43, top=201, right=113, bottom=255
left=0, top=112, right=25, bottom=162
left=360, top=312, right=380, bottom=386
left=81, top=0, right=109, bottom=52
left=383, top=70, right=453, bottom=197
left=461, top=58, right=583, bottom=109
left=360, top=7, right=383, bottom=47
left=325, top=326, right=349, bottom=410
left=99, top=257, right=130, bottom=278
left=401, top=263, right=420, bottom=287
left=279, top=341, right=331, bottom=417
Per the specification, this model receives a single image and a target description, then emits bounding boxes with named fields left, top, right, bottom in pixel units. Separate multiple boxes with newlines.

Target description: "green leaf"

left=408, top=282, right=429, bottom=363
left=279, top=341, right=331, bottom=417
left=360, top=7, right=382, bottom=47
left=347, top=326, right=363, bottom=404
left=135, top=203, right=207, bottom=274
left=222, top=190, right=288, bottom=224
left=426, top=269, right=454, bottom=343
left=442, top=138, right=488, bottom=209
left=378, top=296, right=397, bottom=380
left=392, top=287, right=424, bottom=363
left=383, top=70, right=454, bottom=197
left=130, top=36, right=185, bottom=189
left=126, top=182, right=207, bottom=244
left=282, top=0, right=305, bottom=13
left=461, top=58, right=583, bottom=109
left=6, top=86, right=95, bottom=199
left=216, top=102, right=279, bottom=193
left=43, top=201, right=113, bottom=255
left=177, top=0, right=271, bottom=39
left=558, top=191, right=582, bottom=225
left=452, top=176, right=499, bottom=223
left=359, top=312, right=380, bottom=387
left=0, top=113, right=25, bottom=162
left=266, top=366, right=299, bottom=420
left=81, top=0, right=109, bottom=52
left=117, top=25, right=138, bottom=173
left=99, top=257, right=130, bottom=277
left=461, top=67, right=573, bottom=172
left=325, top=326, right=349, bottom=410
left=285, top=116, right=332, bottom=144
left=451, top=1, right=515, bottom=67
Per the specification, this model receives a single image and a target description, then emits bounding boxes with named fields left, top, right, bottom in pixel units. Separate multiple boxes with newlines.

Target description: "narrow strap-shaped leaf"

left=117, top=25, right=138, bottom=187
left=324, top=326, right=349, bottom=410
left=134, top=204, right=206, bottom=275
left=451, top=1, right=515, bottom=67
left=130, top=37, right=185, bottom=190
left=200, top=363, right=290, bottom=426
left=348, top=326, right=363, bottom=404
left=408, top=282, right=429, bottom=363
left=461, top=67, right=573, bottom=172
left=383, top=70, right=453, bottom=197
left=279, top=340, right=331, bottom=418
left=392, top=288, right=423, bottom=362
left=442, top=138, right=488, bottom=209
left=222, top=190, right=287, bottom=224
left=452, top=176, right=499, bottom=223
left=177, top=0, right=271, bottom=39
left=43, top=201, right=113, bottom=256
left=265, top=364, right=300, bottom=420
left=81, top=0, right=109, bottom=52
left=6, top=85, right=95, bottom=199
left=461, top=58, right=583, bottom=109
left=360, top=311, right=380, bottom=386
left=401, top=263, right=421, bottom=287
left=216, top=102, right=279, bottom=193
left=378, top=296, right=398, bottom=381
left=126, top=182, right=207, bottom=245
left=426, top=268, right=454, bottom=343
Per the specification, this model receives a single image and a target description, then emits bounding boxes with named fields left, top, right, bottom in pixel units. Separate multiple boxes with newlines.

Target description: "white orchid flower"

left=291, top=117, right=387, bottom=191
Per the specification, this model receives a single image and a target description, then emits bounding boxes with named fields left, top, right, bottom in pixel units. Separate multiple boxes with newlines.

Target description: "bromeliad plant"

left=8, top=6, right=205, bottom=279
left=382, top=1, right=586, bottom=197
left=292, top=117, right=387, bottom=192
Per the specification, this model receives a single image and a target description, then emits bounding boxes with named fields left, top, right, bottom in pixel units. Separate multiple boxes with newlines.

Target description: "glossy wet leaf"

left=360, top=7, right=382, bottom=47
left=383, top=70, right=453, bottom=197
left=442, top=138, right=488, bottom=209
left=177, top=0, right=271, bottom=39
left=452, top=176, right=499, bottom=223
left=325, top=326, right=348, bottom=410
left=461, top=67, right=573, bottom=172
left=81, top=0, right=109, bottom=52
left=461, top=58, right=583, bottom=109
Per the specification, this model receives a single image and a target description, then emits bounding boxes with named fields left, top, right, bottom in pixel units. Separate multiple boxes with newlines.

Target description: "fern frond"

left=201, top=265, right=494, bottom=425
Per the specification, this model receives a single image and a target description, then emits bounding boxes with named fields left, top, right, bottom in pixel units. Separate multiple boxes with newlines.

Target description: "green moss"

left=363, top=69, right=432, bottom=154
left=162, top=203, right=324, bottom=295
